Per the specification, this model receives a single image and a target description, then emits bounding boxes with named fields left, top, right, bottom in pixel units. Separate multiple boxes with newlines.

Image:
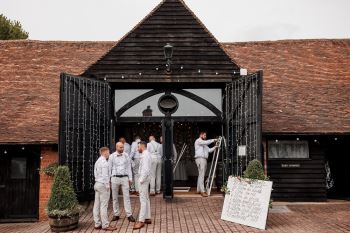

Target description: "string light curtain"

left=59, top=73, right=112, bottom=194
left=225, top=72, right=262, bottom=177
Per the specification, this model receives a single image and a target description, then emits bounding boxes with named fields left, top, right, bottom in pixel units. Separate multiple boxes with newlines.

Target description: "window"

left=11, top=158, right=27, bottom=179
left=268, top=140, right=309, bottom=159
left=115, top=89, right=222, bottom=117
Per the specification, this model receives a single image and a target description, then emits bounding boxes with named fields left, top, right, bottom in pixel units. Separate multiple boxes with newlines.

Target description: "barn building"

left=0, top=0, right=349, bottom=222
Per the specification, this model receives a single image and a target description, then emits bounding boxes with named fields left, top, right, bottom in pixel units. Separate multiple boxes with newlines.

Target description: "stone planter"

left=48, top=213, right=79, bottom=232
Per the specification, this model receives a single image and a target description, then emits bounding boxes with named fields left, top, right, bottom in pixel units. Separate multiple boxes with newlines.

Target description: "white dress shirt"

left=123, top=142, right=131, bottom=155
left=139, top=150, right=152, bottom=184
left=109, top=152, right=133, bottom=182
left=130, top=139, right=141, bottom=159
left=94, top=156, right=111, bottom=186
left=194, top=138, right=216, bottom=159
left=147, top=140, right=161, bottom=159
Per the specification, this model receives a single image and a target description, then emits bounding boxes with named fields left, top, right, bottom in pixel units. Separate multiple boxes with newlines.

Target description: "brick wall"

left=38, top=146, right=58, bottom=221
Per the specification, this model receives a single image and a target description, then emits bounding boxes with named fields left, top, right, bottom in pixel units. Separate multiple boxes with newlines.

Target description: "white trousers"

left=138, top=179, right=151, bottom=222
left=132, top=158, right=141, bottom=192
left=93, top=182, right=110, bottom=228
left=150, top=158, right=162, bottom=193
left=111, top=176, right=132, bottom=217
left=195, top=158, right=207, bottom=193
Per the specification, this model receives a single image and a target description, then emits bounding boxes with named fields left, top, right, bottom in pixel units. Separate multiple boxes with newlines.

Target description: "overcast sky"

left=2, top=0, right=350, bottom=42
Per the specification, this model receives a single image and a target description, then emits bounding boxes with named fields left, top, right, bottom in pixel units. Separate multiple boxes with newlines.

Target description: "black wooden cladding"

left=267, top=139, right=327, bottom=201
left=83, top=0, right=239, bottom=82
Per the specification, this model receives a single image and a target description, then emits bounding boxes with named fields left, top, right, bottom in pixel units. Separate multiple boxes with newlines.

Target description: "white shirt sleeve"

left=127, top=154, right=133, bottom=181
left=139, top=154, right=151, bottom=184
left=209, top=146, right=216, bottom=153
left=197, top=138, right=215, bottom=146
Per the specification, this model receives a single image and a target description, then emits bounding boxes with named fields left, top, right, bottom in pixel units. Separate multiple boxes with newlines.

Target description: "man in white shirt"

left=93, top=147, right=115, bottom=231
left=109, top=142, right=135, bottom=222
left=130, top=136, right=142, bottom=194
left=147, top=135, right=162, bottom=195
left=119, top=137, right=131, bottom=155
left=133, top=141, right=152, bottom=230
left=194, top=132, right=217, bottom=197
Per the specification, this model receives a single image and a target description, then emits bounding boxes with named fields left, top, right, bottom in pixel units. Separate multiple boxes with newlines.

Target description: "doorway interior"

left=115, top=121, right=223, bottom=191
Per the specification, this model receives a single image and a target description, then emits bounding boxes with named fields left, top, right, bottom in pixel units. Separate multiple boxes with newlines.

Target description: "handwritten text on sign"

left=221, top=177, right=273, bottom=230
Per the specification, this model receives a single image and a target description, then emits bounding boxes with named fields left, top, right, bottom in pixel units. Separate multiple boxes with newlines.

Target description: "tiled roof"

left=223, top=39, right=350, bottom=134
left=0, top=39, right=349, bottom=143
left=0, top=40, right=114, bottom=143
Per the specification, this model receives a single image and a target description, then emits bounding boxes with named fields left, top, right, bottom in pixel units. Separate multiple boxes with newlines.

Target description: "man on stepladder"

left=109, top=142, right=136, bottom=222
left=93, top=147, right=116, bottom=231
left=147, top=135, right=162, bottom=196
left=194, top=132, right=217, bottom=197
left=133, top=141, right=152, bottom=230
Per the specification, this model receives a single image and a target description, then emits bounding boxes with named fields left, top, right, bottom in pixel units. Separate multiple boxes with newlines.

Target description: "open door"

left=59, top=73, right=112, bottom=196
left=225, top=71, right=263, bottom=177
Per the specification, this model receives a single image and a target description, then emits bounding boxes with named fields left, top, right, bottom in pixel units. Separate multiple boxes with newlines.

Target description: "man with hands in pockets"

left=109, top=142, right=136, bottom=222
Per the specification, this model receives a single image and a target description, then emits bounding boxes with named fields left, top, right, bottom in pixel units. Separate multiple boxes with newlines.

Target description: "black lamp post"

left=164, top=43, right=173, bottom=73
left=158, top=92, right=178, bottom=199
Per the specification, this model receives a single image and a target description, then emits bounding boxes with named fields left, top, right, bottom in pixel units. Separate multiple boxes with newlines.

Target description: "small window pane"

left=11, top=158, right=27, bottom=179
left=268, top=140, right=309, bottom=159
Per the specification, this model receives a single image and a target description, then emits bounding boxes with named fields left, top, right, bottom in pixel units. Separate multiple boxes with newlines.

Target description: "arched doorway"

left=114, top=88, right=223, bottom=192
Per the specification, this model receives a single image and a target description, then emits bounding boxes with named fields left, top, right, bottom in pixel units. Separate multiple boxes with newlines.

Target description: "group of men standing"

left=92, top=131, right=217, bottom=230
left=93, top=138, right=152, bottom=230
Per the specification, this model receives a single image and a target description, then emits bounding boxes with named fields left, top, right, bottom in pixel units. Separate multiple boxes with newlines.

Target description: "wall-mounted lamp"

left=164, top=43, right=173, bottom=73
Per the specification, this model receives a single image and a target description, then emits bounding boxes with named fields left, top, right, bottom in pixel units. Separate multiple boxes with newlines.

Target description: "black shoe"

left=128, top=215, right=136, bottom=222
left=112, top=215, right=120, bottom=221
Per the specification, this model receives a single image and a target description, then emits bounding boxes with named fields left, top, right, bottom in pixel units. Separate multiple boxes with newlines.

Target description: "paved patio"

left=1, top=196, right=350, bottom=233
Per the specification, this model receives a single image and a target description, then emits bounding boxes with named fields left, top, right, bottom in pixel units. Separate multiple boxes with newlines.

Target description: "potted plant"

left=46, top=166, right=80, bottom=232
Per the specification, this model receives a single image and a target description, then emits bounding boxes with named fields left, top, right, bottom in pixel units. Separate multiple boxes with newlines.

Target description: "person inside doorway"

left=93, top=147, right=116, bottom=231
left=194, top=132, right=217, bottom=197
left=130, top=136, right=142, bottom=194
left=148, top=135, right=162, bottom=196
left=109, top=142, right=136, bottom=223
left=159, top=136, right=178, bottom=163
left=119, top=137, right=131, bottom=155
left=133, top=141, right=152, bottom=230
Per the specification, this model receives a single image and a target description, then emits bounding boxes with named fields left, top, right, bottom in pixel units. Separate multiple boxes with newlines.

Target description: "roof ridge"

left=222, top=38, right=350, bottom=45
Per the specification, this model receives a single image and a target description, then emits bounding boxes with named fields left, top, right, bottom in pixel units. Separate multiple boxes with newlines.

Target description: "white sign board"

left=238, top=145, right=247, bottom=156
left=221, top=176, right=273, bottom=230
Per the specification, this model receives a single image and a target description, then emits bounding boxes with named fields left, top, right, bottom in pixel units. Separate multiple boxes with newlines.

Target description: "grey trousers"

left=138, top=179, right=151, bottom=222
left=195, top=158, right=207, bottom=193
left=93, top=182, right=110, bottom=228
left=150, top=158, right=162, bottom=193
left=111, top=176, right=132, bottom=217
left=132, top=158, right=141, bottom=192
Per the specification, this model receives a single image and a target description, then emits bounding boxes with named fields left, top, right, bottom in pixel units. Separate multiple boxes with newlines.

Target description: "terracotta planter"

left=48, top=213, right=79, bottom=232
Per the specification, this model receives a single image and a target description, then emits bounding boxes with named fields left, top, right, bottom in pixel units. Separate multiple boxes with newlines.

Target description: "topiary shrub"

left=46, top=166, right=80, bottom=218
left=40, top=162, right=58, bottom=177
left=243, top=159, right=269, bottom=181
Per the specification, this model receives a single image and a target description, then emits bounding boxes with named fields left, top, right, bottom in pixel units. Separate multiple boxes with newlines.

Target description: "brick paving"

left=1, top=196, right=350, bottom=233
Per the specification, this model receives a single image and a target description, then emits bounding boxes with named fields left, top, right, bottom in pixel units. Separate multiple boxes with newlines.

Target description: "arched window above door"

left=115, top=89, right=222, bottom=118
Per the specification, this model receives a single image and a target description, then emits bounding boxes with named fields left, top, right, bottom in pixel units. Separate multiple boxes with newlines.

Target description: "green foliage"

left=220, top=181, right=230, bottom=195
left=40, top=163, right=58, bottom=177
left=46, top=166, right=79, bottom=217
left=0, top=14, right=29, bottom=40
left=243, top=159, right=269, bottom=181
